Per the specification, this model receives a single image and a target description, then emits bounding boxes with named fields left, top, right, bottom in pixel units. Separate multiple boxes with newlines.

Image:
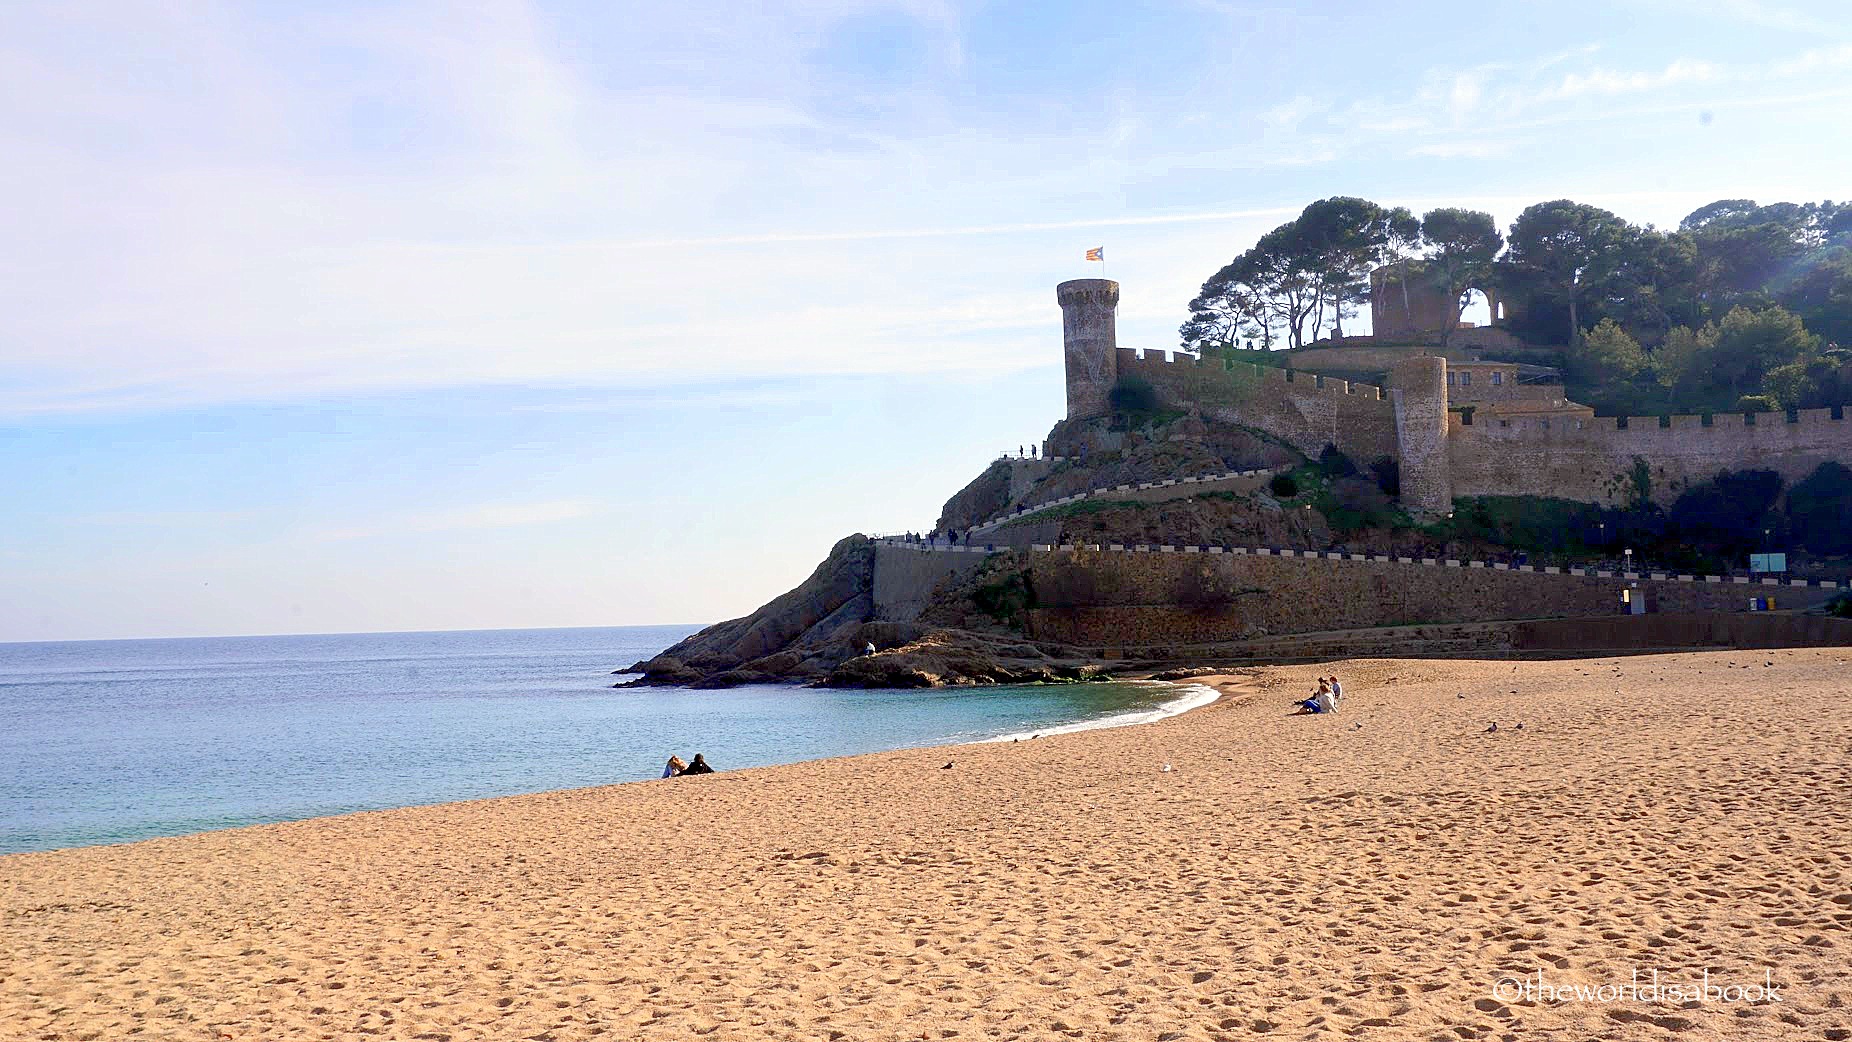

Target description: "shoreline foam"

left=980, top=680, right=1222, bottom=742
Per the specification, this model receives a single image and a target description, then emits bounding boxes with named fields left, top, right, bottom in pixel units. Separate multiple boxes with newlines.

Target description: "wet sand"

left=3, top=649, right=1848, bottom=1040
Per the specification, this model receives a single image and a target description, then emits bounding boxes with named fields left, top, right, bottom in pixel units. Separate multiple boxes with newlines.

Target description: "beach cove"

left=3, top=649, right=1848, bottom=1041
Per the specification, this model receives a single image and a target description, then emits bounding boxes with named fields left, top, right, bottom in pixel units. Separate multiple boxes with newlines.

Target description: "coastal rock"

left=624, top=535, right=877, bottom=687
left=824, top=631, right=1107, bottom=689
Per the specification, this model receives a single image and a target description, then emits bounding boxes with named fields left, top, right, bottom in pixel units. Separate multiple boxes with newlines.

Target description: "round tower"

left=1057, top=279, right=1119, bottom=420
left=1389, top=355, right=1454, bottom=517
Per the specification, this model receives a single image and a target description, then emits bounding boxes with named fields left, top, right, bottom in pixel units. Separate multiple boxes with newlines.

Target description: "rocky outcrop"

left=935, top=460, right=1016, bottom=533
left=620, top=535, right=1117, bottom=689
left=623, top=535, right=879, bottom=687
left=824, top=630, right=1108, bottom=689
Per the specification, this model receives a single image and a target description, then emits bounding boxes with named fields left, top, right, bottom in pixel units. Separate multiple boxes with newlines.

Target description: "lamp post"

left=1624, top=547, right=1633, bottom=574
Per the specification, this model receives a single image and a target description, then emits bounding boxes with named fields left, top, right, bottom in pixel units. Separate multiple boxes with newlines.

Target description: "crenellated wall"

left=1450, top=406, right=1852, bottom=506
left=1116, top=349, right=1400, bottom=463
left=1053, top=280, right=1852, bottom=511
left=1018, top=547, right=1837, bottom=645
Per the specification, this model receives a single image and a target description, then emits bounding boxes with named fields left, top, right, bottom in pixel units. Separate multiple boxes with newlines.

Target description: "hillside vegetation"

left=1181, top=196, right=1852, bottom=417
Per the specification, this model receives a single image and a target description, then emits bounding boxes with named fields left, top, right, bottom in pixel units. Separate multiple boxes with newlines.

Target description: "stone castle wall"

left=1450, top=406, right=1852, bottom=506
left=1056, top=281, right=1852, bottom=510
left=1021, top=547, right=1834, bottom=646
left=1389, top=356, right=1451, bottom=515
left=871, top=543, right=992, bottom=622
left=1370, top=264, right=1458, bottom=341
left=1116, top=349, right=1401, bottom=462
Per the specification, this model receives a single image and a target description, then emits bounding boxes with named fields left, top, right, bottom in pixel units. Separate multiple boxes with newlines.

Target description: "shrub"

left=1668, top=469, right=1784, bottom=555
left=1734, top=394, right=1777, bottom=413
left=1370, top=456, right=1400, bottom=497
left=1317, top=444, right=1357, bottom=479
left=1107, top=376, right=1159, bottom=414
left=972, top=568, right=1036, bottom=626
left=1788, top=462, right=1852, bottom=555
left=1269, top=473, right=1299, bottom=498
left=1828, top=594, right=1852, bottom=619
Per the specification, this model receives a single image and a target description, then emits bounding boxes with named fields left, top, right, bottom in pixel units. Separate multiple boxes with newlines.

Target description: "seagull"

left=941, top=761, right=954, bottom=770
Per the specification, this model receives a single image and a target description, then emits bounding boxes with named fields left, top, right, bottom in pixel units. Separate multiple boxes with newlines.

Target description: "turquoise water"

left=0, top=626, right=1206, bottom=855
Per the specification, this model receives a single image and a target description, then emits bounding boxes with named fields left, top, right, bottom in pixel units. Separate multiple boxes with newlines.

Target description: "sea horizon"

left=0, top=621, right=713, bottom=648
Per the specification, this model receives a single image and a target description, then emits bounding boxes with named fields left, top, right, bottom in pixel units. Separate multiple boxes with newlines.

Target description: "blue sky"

left=4, top=0, right=1850, bottom=640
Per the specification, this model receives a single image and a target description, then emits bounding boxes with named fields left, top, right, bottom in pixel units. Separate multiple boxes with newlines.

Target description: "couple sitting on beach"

left=1291, top=675, right=1343, bottom=715
left=661, top=753, right=715, bottom=778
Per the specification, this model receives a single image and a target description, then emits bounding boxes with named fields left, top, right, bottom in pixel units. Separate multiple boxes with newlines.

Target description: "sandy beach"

left=3, top=649, right=1849, bottom=1041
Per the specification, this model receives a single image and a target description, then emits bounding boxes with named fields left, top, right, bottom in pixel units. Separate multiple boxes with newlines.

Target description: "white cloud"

left=1773, top=43, right=1852, bottom=76
left=1542, top=58, right=1720, bottom=100
left=3, top=2, right=1851, bottom=423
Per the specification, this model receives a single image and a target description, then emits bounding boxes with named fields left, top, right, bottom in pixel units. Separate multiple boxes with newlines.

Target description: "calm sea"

left=0, top=625, right=1209, bottom=855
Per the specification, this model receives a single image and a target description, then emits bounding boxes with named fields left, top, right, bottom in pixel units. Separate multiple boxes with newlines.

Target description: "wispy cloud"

left=3, top=2, right=1851, bottom=424
left=1541, top=58, right=1721, bottom=100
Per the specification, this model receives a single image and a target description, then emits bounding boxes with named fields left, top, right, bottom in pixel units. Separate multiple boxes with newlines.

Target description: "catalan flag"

left=1085, top=247, right=1104, bottom=262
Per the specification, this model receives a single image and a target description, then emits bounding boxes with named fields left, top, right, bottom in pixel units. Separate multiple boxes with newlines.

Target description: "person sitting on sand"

left=1291, top=679, right=1336, bottom=715
left=681, top=753, right=715, bottom=775
left=662, top=755, right=687, bottom=778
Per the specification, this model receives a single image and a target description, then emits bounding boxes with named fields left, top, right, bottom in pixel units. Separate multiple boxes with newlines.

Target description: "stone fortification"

left=1370, top=263, right=1459, bottom=341
left=1016, top=546, right=1837, bottom=645
left=1388, top=356, right=1452, bottom=515
left=869, top=539, right=1841, bottom=647
left=1058, top=279, right=1119, bottom=420
left=1114, top=350, right=1400, bottom=463
left=1450, top=405, right=1852, bottom=506
left=871, top=541, right=992, bottom=622
left=1060, top=283, right=1852, bottom=512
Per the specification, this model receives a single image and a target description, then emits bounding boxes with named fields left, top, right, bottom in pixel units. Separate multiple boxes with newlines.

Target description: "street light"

left=1624, top=547, right=1633, bottom=573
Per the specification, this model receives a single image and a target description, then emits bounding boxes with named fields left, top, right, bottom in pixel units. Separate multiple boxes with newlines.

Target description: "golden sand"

left=3, top=649, right=1849, bottom=1041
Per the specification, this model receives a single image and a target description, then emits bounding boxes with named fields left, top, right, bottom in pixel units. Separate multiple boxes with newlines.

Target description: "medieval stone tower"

left=1058, top=279, right=1119, bottom=420
left=1389, top=355, right=1453, bottom=517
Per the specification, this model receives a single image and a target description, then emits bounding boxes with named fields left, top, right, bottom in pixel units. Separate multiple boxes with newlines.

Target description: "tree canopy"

left=1180, top=197, right=1416, bottom=352
left=1182, top=194, right=1852, bottom=415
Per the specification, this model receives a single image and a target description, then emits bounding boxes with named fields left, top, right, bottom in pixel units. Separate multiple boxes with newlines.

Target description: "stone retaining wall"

left=1017, top=547, right=1836, bottom=645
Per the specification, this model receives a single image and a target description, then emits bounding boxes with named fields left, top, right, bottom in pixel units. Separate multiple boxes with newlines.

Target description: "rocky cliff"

left=621, top=536, right=1111, bottom=689
left=623, top=535, right=879, bottom=687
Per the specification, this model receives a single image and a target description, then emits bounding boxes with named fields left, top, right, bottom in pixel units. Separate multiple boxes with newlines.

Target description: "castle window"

left=1499, top=419, right=1510, bottom=427
left=1446, top=372, right=1456, bottom=385
left=1459, top=371, right=1472, bottom=386
left=1540, top=419, right=1550, bottom=429
left=1491, top=371, right=1504, bottom=385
